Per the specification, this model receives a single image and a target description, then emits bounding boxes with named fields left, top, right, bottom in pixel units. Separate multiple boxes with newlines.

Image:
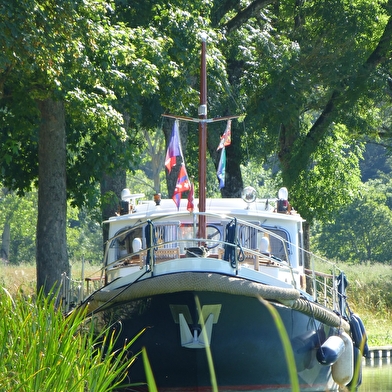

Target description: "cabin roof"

left=105, top=198, right=304, bottom=224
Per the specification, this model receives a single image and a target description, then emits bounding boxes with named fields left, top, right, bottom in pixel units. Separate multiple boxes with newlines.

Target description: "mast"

left=162, top=34, right=240, bottom=243
left=198, top=34, right=207, bottom=241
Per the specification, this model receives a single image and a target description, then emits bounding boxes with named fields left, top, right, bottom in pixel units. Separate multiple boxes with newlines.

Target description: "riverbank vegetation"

left=340, top=263, right=392, bottom=346
left=0, top=287, right=139, bottom=392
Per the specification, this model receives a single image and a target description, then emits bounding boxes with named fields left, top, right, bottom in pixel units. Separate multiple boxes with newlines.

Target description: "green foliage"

left=312, top=178, right=392, bottom=263
left=240, top=0, right=391, bottom=199
left=0, top=0, right=143, bottom=207
left=0, top=188, right=37, bottom=264
left=341, top=263, right=392, bottom=346
left=2, top=0, right=392, bottom=284
left=2, top=0, right=392, bottom=215
left=240, top=159, right=281, bottom=199
left=142, top=347, right=158, bottom=392
left=0, top=289, right=138, bottom=391
left=291, top=128, right=364, bottom=223
left=0, top=187, right=102, bottom=265
left=67, top=205, right=103, bottom=265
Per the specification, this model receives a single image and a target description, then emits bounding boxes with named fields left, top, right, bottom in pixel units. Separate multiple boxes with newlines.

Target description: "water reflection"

left=361, top=358, right=392, bottom=391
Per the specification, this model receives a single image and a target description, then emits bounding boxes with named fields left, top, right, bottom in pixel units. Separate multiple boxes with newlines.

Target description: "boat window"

left=177, top=223, right=223, bottom=254
left=261, top=226, right=291, bottom=261
left=238, top=224, right=259, bottom=249
left=151, top=222, right=180, bottom=248
left=235, top=223, right=291, bottom=261
left=110, top=227, right=143, bottom=259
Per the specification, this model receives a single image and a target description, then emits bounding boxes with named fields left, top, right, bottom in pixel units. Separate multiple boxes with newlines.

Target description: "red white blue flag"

left=173, top=163, right=191, bottom=209
left=217, top=120, right=232, bottom=150
left=165, top=120, right=182, bottom=173
left=165, top=120, right=191, bottom=209
left=187, top=180, right=194, bottom=212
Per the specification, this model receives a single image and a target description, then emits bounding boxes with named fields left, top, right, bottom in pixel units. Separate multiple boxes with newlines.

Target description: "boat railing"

left=60, top=237, right=343, bottom=316
left=99, top=212, right=344, bottom=313
left=103, top=211, right=292, bottom=267
left=302, top=250, right=344, bottom=313
left=110, top=238, right=290, bottom=271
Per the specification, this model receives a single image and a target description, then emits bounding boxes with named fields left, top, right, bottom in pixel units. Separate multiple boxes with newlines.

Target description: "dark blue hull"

left=95, top=291, right=337, bottom=391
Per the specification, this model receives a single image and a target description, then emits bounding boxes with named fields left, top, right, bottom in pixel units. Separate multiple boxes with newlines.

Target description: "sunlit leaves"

left=292, top=126, right=364, bottom=222
left=314, top=178, right=392, bottom=263
left=0, top=185, right=102, bottom=264
left=2, top=0, right=392, bottom=223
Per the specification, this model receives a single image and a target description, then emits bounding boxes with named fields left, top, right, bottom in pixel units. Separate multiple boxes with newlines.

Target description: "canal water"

left=360, top=358, right=392, bottom=391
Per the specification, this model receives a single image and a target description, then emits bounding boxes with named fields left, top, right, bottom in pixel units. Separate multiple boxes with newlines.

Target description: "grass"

left=341, top=263, right=392, bottom=347
left=0, top=261, right=101, bottom=300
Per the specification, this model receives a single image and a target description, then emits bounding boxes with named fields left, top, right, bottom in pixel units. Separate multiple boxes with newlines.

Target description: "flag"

left=173, top=164, right=191, bottom=209
left=217, top=146, right=226, bottom=189
left=187, top=181, right=194, bottom=212
left=217, top=120, right=232, bottom=150
left=165, top=120, right=191, bottom=209
left=165, top=120, right=182, bottom=173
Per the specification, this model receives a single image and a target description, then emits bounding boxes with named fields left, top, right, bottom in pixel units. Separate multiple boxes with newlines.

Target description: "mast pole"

left=198, top=34, right=207, bottom=242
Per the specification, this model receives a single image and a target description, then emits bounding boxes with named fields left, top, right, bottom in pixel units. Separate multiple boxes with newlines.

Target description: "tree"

left=0, top=1, right=141, bottom=294
left=36, top=99, right=68, bottom=292
left=3, top=0, right=392, bottom=294
left=314, top=179, right=392, bottom=263
left=113, top=0, right=392, bottom=218
left=240, top=0, right=392, bottom=222
left=0, top=186, right=38, bottom=265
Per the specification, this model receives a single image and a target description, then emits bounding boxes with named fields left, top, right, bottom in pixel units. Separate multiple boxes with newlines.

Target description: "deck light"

left=132, top=238, right=142, bottom=253
left=277, top=187, right=289, bottom=213
left=241, top=186, right=257, bottom=204
left=154, top=193, right=161, bottom=206
left=121, top=188, right=131, bottom=201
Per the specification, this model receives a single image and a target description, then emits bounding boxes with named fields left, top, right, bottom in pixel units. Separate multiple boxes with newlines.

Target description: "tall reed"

left=0, top=288, right=137, bottom=392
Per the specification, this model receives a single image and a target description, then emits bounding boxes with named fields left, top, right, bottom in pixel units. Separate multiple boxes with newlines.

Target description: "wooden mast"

left=198, top=34, right=207, bottom=241
left=162, top=35, right=240, bottom=244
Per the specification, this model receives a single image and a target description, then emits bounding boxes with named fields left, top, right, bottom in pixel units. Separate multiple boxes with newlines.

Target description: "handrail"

left=99, top=210, right=342, bottom=311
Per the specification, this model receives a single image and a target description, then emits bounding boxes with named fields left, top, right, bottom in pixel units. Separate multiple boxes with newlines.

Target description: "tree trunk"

left=1, top=187, right=11, bottom=263
left=1, top=221, right=10, bottom=263
left=36, top=98, right=68, bottom=296
left=143, top=128, right=165, bottom=194
left=303, top=222, right=313, bottom=295
left=220, top=145, right=243, bottom=197
left=101, top=170, right=126, bottom=246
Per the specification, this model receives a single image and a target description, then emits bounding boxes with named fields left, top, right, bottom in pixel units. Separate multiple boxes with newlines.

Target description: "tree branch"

left=225, top=0, right=276, bottom=33
left=289, top=8, right=392, bottom=179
